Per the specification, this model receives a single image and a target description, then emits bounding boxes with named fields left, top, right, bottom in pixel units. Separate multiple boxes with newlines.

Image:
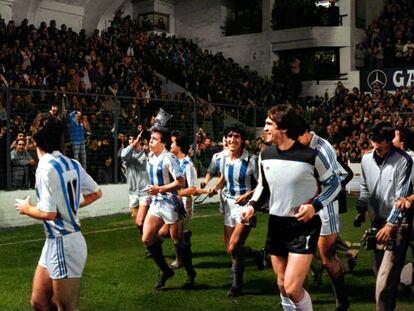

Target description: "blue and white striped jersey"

left=219, top=149, right=258, bottom=200
left=207, top=150, right=228, bottom=176
left=147, top=149, right=183, bottom=204
left=36, top=151, right=99, bottom=238
left=309, top=132, right=344, bottom=231
left=179, top=155, right=197, bottom=209
left=309, top=132, right=350, bottom=182
left=180, top=155, right=197, bottom=188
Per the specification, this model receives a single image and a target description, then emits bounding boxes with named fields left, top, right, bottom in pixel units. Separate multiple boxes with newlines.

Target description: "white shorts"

left=183, top=196, right=193, bottom=218
left=319, top=201, right=340, bottom=236
left=219, top=190, right=226, bottom=214
left=129, top=194, right=150, bottom=208
left=39, top=231, right=87, bottom=280
left=223, top=197, right=253, bottom=228
left=148, top=200, right=178, bottom=225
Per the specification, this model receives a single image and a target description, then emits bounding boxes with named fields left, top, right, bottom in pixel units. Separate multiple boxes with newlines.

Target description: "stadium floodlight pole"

left=6, top=88, right=11, bottom=190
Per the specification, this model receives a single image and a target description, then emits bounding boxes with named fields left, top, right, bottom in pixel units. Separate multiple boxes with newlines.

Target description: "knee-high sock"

left=280, top=294, right=295, bottom=311
left=137, top=225, right=143, bottom=235
left=177, top=239, right=195, bottom=275
left=290, top=290, right=313, bottom=311
left=147, top=240, right=170, bottom=273
left=230, top=261, right=244, bottom=289
left=328, top=268, right=348, bottom=306
left=173, top=243, right=183, bottom=265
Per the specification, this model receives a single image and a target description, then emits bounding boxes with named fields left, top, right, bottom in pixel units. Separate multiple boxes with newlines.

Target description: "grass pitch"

left=1, top=199, right=413, bottom=310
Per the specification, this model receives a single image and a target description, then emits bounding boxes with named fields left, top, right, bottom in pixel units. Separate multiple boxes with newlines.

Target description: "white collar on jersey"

left=227, top=148, right=250, bottom=161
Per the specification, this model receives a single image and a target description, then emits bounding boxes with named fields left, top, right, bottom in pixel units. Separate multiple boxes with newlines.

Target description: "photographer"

left=355, top=122, right=413, bottom=311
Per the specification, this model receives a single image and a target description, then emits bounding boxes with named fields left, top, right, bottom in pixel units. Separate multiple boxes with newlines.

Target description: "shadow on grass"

left=192, top=250, right=228, bottom=258
left=243, top=278, right=277, bottom=296
left=348, top=268, right=374, bottom=277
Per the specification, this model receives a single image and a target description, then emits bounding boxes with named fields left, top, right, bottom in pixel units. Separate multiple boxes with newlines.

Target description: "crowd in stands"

left=2, top=2, right=414, bottom=190
left=357, top=0, right=414, bottom=69
left=0, top=11, right=299, bottom=190
left=300, top=82, right=414, bottom=164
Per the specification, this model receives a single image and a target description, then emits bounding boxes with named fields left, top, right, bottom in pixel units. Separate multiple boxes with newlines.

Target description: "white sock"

left=290, top=290, right=313, bottom=311
left=400, top=263, right=413, bottom=286
left=280, top=293, right=295, bottom=311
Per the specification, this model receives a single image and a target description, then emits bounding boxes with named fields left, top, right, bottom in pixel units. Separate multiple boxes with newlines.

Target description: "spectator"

left=96, top=154, right=114, bottom=184
left=68, top=110, right=87, bottom=168
left=355, top=43, right=366, bottom=70
left=11, top=137, right=35, bottom=189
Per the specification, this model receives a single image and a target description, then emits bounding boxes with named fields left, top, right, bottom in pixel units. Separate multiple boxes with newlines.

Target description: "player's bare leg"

left=52, top=278, right=81, bottom=311
left=226, top=224, right=252, bottom=296
left=319, top=234, right=349, bottom=310
left=142, top=214, right=174, bottom=289
left=134, top=204, right=149, bottom=235
left=171, top=220, right=196, bottom=288
left=31, top=265, right=53, bottom=311
left=272, top=253, right=314, bottom=310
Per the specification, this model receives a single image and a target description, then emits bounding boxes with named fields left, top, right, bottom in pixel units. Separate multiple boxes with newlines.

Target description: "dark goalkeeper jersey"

left=249, top=141, right=340, bottom=217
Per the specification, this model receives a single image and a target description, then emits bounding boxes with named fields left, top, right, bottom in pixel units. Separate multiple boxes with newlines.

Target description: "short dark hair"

left=172, top=130, right=190, bottom=155
left=369, top=121, right=395, bottom=143
left=32, top=113, right=63, bottom=153
left=224, top=124, right=247, bottom=141
left=396, top=127, right=414, bottom=150
left=151, top=126, right=171, bottom=149
left=296, top=115, right=310, bottom=136
left=267, top=104, right=303, bottom=140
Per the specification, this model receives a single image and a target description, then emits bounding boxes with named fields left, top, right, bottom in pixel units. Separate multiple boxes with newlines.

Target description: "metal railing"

left=0, top=87, right=259, bottom=190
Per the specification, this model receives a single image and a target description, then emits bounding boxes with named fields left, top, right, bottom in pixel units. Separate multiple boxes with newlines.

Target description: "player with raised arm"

left=15, top=113, right=102, bottom=311
left=121, top=131, right=150, bottom=238
left=241, top=105, right=340, bottom=310
left=142, top=126, right=192, bottom=290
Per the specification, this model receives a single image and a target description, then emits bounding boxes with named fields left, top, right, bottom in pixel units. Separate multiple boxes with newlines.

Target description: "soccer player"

left=356, top=122, right=412, bottom=311
left=15, top=113, right=102, bottom=311
left=142, top=126, right=196, bottom=290
left=298, top=120, right=350, bottom=310
left=121, top=131, right=150, bottom=235
left=166, top=130, right=205, bottom=271
left=241, top=105, right=340, bottom=310
left=208, top=124, right=263, bottom=296
left=201, top=135, right=228, bottom=213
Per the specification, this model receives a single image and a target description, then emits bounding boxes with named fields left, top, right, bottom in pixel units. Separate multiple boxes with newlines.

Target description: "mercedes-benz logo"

left=367, top=70, right=387, bottom=90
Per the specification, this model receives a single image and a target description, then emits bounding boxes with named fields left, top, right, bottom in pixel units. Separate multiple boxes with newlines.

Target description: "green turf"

left=0, top=198, right=413, bottom=310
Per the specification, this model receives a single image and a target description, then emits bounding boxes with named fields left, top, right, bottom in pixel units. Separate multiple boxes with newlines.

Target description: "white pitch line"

left=0, top=213, right=221, bottom=247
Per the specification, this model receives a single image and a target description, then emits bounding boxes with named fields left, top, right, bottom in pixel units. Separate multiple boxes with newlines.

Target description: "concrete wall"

left=35, top=0, right=84, bottom=31
left=0, top=178, right=220, bottom=228
left=7, top=0, right=127, bottom=35
left=96, top=0, right=132, bottom=32
left=365, top=0, right=384, bottom=28
left=0, top=184, right=129, bottom=228
left=132, top=0, right=177, bottom=34
left=175, top=0, right=273, bottom=77
left=0, top=0, right=14, bottom=22
left=0, top=165, right=364, bottom=229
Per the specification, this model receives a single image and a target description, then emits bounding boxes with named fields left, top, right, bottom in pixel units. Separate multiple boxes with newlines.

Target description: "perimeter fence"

left=0, top=87, right=261, bottom=190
